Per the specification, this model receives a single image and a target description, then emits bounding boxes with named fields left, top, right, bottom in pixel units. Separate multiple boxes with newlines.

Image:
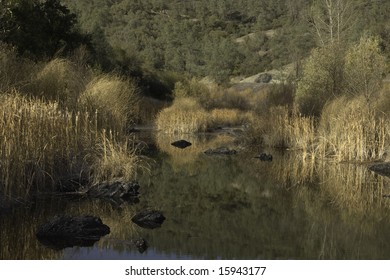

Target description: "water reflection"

left=1, top=132, right=390, bottom=259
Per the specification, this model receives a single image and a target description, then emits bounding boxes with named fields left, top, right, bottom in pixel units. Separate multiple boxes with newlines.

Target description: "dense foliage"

left=0, top=0, right=89, bottom=59
left=58, top=0, right=390, bottom=83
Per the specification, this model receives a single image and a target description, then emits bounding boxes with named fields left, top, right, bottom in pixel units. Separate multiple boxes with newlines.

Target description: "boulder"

left=204, top=147, right=237, bottom=155
left=36, top=215, right=110, bottom=250
left=255, top=153, right=273, bottom=161
left=171, top=140, right=192, bottom=149
left=255, top=73, right=272, bottom=83
left=131, top=209, right=166, bottom=229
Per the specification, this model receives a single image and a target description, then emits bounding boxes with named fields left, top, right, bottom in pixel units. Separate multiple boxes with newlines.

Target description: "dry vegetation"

left=0, top=46, right=142, bottom=197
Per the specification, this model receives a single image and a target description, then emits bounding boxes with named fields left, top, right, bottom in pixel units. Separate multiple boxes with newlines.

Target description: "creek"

left=1, top=132, right=390, bottom=259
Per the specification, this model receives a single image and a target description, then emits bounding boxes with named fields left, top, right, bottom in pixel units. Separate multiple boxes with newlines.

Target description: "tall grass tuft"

left=155, top=97, right=209, bottom=134
left=78, top=75, right=139, bottom=132
left=89, top=129, right=146, bottom=185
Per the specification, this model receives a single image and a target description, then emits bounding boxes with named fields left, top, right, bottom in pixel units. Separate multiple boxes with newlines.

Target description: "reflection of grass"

left=155, top=133, right=237, bottom=171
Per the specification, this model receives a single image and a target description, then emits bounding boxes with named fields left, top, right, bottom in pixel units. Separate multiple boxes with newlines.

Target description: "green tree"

left=1, top=0, right=88, bottom=59
left=295, top=43, right=345, bottom=116
left=344, top=36, right=386, bottom=102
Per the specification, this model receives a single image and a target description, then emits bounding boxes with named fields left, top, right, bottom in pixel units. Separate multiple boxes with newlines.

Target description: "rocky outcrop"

left=36, top=215, right=110, bottom=250
left=131, top=209, right=166, bottom=229
left=255, top=73, right=272, bottom=83
left=255, top=153, right=273, bottom=161
left=171, top=139, right=192, bottom=149
left=204, top=147, right=237, bottom=155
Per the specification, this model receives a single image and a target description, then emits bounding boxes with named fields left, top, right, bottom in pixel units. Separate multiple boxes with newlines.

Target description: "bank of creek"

left=2, top=129, right=390, bottom=260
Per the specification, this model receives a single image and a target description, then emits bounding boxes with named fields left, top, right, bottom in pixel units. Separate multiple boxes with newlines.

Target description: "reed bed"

left=317, top=96, right=389, bottom=162
left=0, top=93, right=96, bottom=195
left=0, top=92, right=141, bottom=197
left=247, top=106, right=316, bottom=155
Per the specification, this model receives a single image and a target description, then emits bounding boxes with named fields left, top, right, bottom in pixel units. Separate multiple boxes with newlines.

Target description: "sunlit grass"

left=155, top=97, right=209, bottom=134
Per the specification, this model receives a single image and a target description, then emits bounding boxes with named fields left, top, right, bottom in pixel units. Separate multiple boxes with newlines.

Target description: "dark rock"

left=131, top=209, right=166, bottom=229
left=255, top=153, right=273, bottom=161
left=368, top=163, right=390, bottom=177
left=36, top=215, right=110, bottom=250
left=87, top=180, right=140, bottom=201
left=255, top=73, right=272, bottom=83
left=204, top=147, right=237, bottom=155
left=128, top=127, right=141, bottom=133
left=171, top=140, right=192, bottom=149
left=134, top=237, right=148, bottom=253
left=58, top=174, right=88, bottom=192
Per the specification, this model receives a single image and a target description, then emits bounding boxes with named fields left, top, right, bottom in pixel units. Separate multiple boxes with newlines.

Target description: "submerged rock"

left=255, top=153, right=273, bottom=161
left=36, top=215, right=110, bottom=250
left=87, top=180, right=140, bottom=202
left=171, top=140, right=192, bottom=149
left=131, top=209, right=166, bottom=229
left=204, top=147, right=237, bottom=155
left=134, top=237, right=148, bottom=253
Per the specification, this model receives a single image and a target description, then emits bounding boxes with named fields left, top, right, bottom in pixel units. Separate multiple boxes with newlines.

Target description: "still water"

left=1, top=133, right=390, bottom=259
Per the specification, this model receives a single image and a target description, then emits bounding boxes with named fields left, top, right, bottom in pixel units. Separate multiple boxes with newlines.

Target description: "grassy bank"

left=0, top=46, right=144, bottom=197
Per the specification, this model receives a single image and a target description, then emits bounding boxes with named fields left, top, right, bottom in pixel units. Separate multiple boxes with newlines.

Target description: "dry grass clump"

left=317, top=96, right=388, bottom=162
left=28, top=58, right=89, bottom=108
left=209, top=108, right=254, bottom=127
left=89, top=130, right=146, bottom=185
left=155, top=97, right=209, bottom=134
left=78, top=75, right=140, bottom=132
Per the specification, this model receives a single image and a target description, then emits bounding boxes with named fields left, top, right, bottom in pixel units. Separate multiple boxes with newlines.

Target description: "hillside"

left=58, top=0, right=390, bottom=85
